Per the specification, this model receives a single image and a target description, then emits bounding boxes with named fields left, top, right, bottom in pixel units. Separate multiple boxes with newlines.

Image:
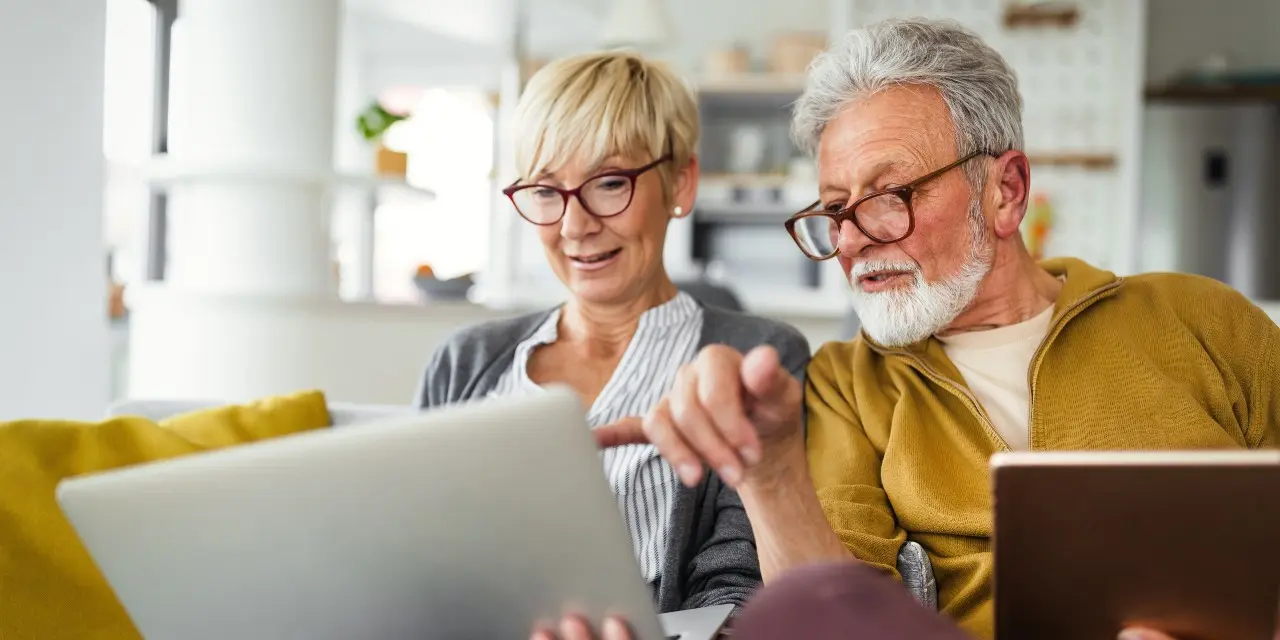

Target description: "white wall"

left=369, top=0, right=1224, bottom=87
left=0, top=3, right=110, bottom=420
left=1146, top=0, right=1280, bottom=83
left=353, top=0, right=833, bottom=91
left=527, top=0, right=832, bottom=75
left=351, top=11, right=506, bottom=92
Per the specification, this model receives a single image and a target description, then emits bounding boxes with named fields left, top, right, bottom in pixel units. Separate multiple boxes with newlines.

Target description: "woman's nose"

left=560, top=195, right=601, bottom=239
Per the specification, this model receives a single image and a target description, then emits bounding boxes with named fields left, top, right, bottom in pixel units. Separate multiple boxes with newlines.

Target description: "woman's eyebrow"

left=586, top=156, right=626, bottom=175
left=532, top=155, right=637, bottom=184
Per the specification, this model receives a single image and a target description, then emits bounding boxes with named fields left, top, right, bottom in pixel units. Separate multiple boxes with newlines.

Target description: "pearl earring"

left=673, top=206, right=685, bottom=217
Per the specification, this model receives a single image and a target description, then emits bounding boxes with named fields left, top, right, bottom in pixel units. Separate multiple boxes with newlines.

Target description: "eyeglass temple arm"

left=902, top=150, right=985, bottom=190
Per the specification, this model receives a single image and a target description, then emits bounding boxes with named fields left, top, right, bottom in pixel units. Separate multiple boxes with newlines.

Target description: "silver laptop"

left=57, top=387, right=733, bottom=640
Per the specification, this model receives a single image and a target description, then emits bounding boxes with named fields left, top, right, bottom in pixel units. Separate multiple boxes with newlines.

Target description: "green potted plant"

left=356, top=100, right=409, bottom=177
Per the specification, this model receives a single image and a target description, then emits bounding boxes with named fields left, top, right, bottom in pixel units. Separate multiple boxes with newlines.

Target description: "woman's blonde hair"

left=513, top=50, right=698, bottom=193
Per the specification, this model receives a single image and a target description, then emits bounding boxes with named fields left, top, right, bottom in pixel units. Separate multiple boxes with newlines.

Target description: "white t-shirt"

left=936, top=304, right=1055, bottom=450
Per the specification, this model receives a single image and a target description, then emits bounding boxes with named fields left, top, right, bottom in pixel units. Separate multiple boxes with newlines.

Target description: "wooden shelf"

left=701, top=173, right=792, bottom=189
left=1145, top=83, right=1280, bottom=104
left=696, top=74, right=806, bottom=95
left=1003, top=2, right=1080, bottom=28
left=1027, top=152, right=1116, bottom=170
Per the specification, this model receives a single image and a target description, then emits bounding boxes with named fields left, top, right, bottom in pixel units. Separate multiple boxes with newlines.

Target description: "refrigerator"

left=1139, top=104, right=1280, bottom=300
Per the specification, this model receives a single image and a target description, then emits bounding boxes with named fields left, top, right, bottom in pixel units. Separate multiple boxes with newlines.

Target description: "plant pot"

left=374, top=143, right=408, bottom=177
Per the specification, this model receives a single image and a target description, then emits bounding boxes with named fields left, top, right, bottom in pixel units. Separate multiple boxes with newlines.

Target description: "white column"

left=129, top=0, right=348, bottom=401
left=477, top=0, right=524, bottom=307
left=331, top=18, right=377, bottom=301
left=0, top=0, right=110, bottom=419
left=164, top=0, right=340, bottom=297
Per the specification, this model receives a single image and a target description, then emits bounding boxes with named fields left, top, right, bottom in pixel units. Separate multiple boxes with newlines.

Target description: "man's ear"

left=989, top=150, right=1030, bottom=239
left=671, top=154, right=700, bottom=218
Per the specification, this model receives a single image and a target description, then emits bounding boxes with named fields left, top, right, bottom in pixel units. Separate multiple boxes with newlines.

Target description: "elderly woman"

left=414, top=51, right=810, bottom=613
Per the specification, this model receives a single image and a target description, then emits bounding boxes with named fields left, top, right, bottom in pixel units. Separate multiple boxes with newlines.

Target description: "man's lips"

left=857, top=270, right=912, bottom=284
left=855, top=269, right=914, bottom=292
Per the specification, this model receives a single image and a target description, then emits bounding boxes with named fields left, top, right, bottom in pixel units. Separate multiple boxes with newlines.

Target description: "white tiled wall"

left=845, top=0, right=1147, bottom=274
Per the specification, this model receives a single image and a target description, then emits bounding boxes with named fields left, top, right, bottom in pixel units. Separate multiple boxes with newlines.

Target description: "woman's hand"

left=530, top=615, right=634, bottom=640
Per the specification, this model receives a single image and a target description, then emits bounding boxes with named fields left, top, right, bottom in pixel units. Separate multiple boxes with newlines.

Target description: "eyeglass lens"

left=792, top=192, right=911, bottom=257
left=511, top=174, right=635, bottom=224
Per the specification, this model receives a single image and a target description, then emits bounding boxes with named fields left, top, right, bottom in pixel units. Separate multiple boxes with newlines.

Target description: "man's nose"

left=835, top=219, right=875, bottom=258
left=560, top=195, right=601, bottom=240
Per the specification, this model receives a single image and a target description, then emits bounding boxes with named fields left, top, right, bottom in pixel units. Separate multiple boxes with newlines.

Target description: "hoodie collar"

left=862, top=257, right=1123, bottom=358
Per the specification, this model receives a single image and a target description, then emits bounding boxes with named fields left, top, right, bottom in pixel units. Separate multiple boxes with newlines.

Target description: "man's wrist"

left=740, top=436, right=809, bottom=497
left=736, top=435, right=851, bottom=580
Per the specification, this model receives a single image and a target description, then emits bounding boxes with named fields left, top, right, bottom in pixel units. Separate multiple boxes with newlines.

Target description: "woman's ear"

left=671, top=154, right=700, bottom=219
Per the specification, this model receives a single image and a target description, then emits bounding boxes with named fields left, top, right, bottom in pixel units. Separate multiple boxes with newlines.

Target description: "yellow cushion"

left=0, top=391, right=331, bottom=640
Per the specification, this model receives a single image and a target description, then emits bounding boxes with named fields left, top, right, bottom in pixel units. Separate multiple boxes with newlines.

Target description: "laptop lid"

left=58, top=387, right=671, bottom=639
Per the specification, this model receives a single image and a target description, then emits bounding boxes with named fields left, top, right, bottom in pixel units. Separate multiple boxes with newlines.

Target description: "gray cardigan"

left=414, top=303, right=811, bottom=613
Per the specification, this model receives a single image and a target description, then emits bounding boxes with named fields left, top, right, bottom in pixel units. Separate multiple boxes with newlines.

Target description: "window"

left=358, top=88, right=495, bottom=302
left=108, top=14, right=496, bottom=305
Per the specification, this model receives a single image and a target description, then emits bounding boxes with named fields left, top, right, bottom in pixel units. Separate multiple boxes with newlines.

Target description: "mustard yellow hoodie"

left=805, top=258, right=1280, bottom=638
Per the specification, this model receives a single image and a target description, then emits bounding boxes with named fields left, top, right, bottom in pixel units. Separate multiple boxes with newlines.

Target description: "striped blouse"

left=486, top=292, right=703, bottom=591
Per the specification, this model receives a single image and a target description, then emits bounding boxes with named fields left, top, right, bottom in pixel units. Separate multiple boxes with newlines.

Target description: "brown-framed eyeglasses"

left=784, top=151, right=985, bottom=260
left=502, top=155, right=671, bottom=226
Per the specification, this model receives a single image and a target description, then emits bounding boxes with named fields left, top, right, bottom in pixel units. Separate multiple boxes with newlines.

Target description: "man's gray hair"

left=792, top=18, right=1024, bottom=162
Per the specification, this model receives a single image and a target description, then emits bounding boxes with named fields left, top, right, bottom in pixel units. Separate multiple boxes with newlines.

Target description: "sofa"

left=107, top=398, right=415, bottom=426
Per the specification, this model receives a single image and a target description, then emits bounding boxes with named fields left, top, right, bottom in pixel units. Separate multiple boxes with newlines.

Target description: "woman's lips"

left=569, top=248, right=622, bottom=272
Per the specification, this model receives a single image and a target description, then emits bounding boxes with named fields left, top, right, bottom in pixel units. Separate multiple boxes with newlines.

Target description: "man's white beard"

left=849, top=200, right=994, bottom=347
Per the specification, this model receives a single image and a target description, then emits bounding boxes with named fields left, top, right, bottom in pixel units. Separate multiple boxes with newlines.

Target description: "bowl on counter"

left=413, top=273, right=474, bottom=301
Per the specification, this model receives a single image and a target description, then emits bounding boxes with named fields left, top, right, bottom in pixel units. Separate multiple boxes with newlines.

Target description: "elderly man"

left=534, top=16, right=1280, bottom=640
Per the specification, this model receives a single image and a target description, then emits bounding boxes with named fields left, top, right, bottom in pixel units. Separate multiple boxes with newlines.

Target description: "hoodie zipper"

left=1024, top=279, right=1123, bottom=450
left=870, top=279, right=1125, bottom=453
left=884, top=349, right=1011, bottom=452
